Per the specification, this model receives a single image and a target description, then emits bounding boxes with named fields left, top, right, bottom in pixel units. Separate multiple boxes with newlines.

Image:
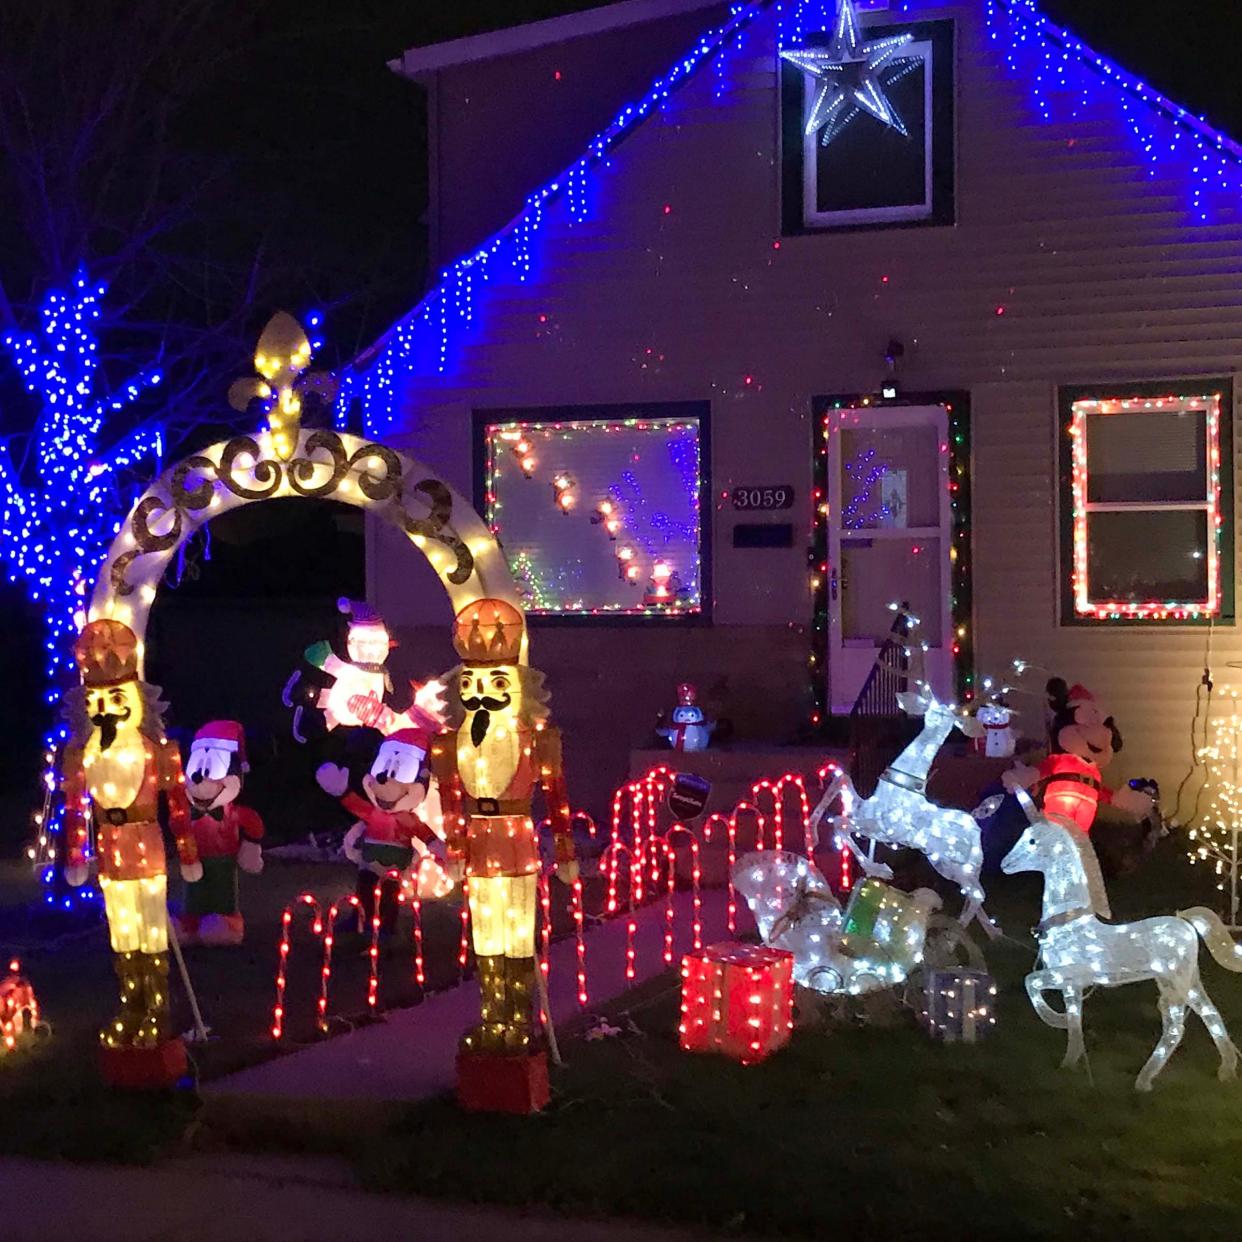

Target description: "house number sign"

left=730, top=485, right=794, bottom=511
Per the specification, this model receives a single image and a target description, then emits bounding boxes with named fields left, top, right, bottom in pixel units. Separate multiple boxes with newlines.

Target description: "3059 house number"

left=730, top=485, right=794, bottom=511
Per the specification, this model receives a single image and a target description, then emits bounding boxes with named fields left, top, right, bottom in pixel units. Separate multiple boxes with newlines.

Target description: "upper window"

left=476, top=404, right=709, bottom=620
left=780, top=16, right=955, bottom=232
left=1061, top=385, right=1233, bottom=624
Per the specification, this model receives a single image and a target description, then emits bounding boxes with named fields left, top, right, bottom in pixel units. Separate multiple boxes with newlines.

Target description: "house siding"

left=426, top=4, right=731, bottom=269
left=371, top=1, right=1242, bottom=816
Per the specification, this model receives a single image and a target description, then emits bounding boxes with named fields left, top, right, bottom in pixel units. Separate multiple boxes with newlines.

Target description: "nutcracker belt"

left=99, top=805, right=150, bottom=827
left=464, top=797, right=530, bottom=817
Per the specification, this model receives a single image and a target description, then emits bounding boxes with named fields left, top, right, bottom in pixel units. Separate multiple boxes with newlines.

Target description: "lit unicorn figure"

left=733, top=850, right=940, bottom=995
left=1002, top=811, right=1242, bottom=1091
left=812, top=683, right=995, bottom=933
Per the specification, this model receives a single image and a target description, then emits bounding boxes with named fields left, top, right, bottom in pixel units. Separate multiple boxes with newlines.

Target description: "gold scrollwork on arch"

left=289, top=430, right=348, bottom=497
left=108, top=430, right=477, bottom=597
left=400, top=480, right=474, bottom=585
left=219, top=436, right=282, bottom=500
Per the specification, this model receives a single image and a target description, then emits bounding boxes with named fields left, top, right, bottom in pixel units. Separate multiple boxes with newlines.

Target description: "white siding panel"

left=374, top=2, right=1242, bottom=800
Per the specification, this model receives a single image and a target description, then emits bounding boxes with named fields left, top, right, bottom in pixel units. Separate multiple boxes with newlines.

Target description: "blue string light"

left=0, top=271, right=164, bottom=907
left=335, top=2, right=765, bottom=436
left=338, top=0, right=1241, bottom=437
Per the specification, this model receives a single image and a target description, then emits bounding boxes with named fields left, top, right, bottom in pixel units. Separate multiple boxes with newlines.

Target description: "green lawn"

left=5, top=844, right=1242, bottom=1239
left=357, top=844, right=1242, bottom=1240
left=0, top=856, right=467, bottom=1158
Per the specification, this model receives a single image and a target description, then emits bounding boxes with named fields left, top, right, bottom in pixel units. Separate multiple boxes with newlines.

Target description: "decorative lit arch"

left=90, top=426, right=521, bottom=672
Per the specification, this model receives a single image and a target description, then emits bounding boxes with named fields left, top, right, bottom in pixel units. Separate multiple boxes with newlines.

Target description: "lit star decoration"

left=779, top=0, right=920, bottom=147
left=0, top=273, right=165, bottom=908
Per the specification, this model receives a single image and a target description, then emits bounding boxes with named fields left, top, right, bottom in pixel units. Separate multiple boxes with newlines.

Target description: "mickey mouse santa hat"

left=190, top=720, right=249, bottom=771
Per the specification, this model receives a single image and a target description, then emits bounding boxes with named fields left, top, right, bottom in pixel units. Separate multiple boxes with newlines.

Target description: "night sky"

left=0, top=0, right=1239, bottom=843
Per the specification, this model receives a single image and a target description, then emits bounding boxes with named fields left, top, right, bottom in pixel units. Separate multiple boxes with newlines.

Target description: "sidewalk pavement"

left=1, top=1152, right=709, bottom=1241
left=209, top=887, right=733, bottom=1103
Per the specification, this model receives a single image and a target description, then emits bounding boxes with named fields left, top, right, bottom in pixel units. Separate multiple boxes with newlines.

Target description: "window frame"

left=779, top=17, right=956, bottom=236
left=472, top=401, right=712, bottom=628
left=1058, top=380, right=1234, bottom=626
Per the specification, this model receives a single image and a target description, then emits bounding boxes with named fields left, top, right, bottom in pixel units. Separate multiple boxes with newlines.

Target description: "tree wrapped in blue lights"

left=0, top=272, right=164, bottom=906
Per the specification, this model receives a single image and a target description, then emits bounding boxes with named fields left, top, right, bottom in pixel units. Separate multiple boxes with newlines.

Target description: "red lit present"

left=679, top=942, right=794, bottom=1064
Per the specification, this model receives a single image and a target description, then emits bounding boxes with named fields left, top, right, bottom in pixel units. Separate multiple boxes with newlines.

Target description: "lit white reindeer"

left=812, top=682, right=997, bottom=934
left=1002, top=811, right=1242, bottom=1091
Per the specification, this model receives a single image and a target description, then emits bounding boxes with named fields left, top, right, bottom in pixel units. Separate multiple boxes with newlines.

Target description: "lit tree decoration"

left=780, top=0, right=921, bottom=147
left=0, top=273, right=166, bottom=905
left=1188, top=693, right=1242, bottom=928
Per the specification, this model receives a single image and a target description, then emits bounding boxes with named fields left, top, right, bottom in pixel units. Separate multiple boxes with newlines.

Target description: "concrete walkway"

left=209, top=887, right=734, bottom=1103
left=1, top=1152, right=709, bottom=1241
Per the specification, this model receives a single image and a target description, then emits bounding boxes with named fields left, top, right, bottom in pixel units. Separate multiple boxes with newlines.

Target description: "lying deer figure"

left=811, top=684, right=998, bottom=935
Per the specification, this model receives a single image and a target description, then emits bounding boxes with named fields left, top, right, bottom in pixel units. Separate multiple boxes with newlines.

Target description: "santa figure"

left=1005, top=679, right=1152, bottom=833
left=177, top=721, right=264, bottom=947
left=657, top=684, right=715, bottom=752
left=431, top=598, right=577, bottom=1111
left=61, top=619, right=199, bottom=1084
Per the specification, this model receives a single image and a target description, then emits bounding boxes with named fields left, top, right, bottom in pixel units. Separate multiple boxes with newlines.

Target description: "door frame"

left=809, top=391, right=974, bottom=729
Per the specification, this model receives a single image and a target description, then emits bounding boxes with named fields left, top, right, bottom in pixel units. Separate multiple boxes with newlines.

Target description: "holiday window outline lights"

left=778, top=14, right=957, bottom=234
left=808, top=391, right=974, bottom=729
left=473, top=403, right=712, bottom=623
left=1059, top=381, right=1234, bottom=625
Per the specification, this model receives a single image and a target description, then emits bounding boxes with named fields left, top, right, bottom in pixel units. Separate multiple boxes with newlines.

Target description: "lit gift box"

left=679, top=942, right=794, bottom=1065
left=838, top=879, right=931, bottom=983
left=1, top=959, right=38, bottom=1054
left=922, top=969, right=996, bottom=1043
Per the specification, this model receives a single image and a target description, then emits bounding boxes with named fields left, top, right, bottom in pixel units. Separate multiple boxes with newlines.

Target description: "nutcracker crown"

left=452, top=598, right=524, bottom=664
left=74, top=619, right=139, bottom=688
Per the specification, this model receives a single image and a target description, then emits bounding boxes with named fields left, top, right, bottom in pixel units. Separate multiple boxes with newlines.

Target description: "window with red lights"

left=1060, top=383, right=1233, bottom=625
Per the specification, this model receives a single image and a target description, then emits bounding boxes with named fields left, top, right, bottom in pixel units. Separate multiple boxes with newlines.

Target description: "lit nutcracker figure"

left=431, top=599, right=578, bottom=1113
left=61, top=620, right=200, bottom=1086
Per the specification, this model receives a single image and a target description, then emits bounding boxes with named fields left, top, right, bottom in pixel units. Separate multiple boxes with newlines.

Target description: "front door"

left=826, top=405, right=953, bottom=714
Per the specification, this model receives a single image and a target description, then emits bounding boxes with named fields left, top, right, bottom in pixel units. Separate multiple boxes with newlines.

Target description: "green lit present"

left=839, top=879, right=933, bottom=977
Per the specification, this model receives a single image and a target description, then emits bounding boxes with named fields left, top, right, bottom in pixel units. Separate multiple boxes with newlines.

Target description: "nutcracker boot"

left=135, top=952, right=172, bottom=1048
left=461, top=956, right=507, bottom=1054
left=503, top=956, right=539, bottom=1053
left=101, top=951, right=145, bottom=1049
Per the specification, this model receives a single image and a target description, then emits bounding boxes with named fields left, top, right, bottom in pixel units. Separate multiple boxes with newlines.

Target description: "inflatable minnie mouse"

left=1005, top=678, right=1152, bottom=832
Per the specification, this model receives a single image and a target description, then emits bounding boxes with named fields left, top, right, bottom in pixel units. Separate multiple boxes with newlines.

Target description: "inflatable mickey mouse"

left=1004, top=678, right=1152, bottom=832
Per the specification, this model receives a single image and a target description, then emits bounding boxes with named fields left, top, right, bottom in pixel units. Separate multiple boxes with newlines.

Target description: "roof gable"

left=338, top=0, right=1242, bottom=438
left=391, top=0, right=726, bottom=77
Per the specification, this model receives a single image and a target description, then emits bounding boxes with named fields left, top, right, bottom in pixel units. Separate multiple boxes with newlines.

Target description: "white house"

left=340, top=0, right=1242, bottom=817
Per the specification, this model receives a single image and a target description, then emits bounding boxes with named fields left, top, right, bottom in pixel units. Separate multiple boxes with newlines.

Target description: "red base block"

left=456, top=1050, right=549, bottom=1114
left=99, top=1039, right=187, bottom=1090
